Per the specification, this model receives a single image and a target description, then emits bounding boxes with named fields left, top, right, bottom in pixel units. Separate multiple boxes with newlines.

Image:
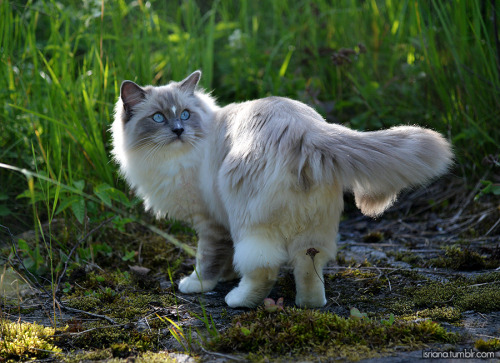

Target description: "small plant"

left=350, top=306, right=369, bottom=320
left=263, top=297, right=284, bottom=312
left=475, top=180, right=500, bottom=201
left=157, top=315, right=191, bottom=352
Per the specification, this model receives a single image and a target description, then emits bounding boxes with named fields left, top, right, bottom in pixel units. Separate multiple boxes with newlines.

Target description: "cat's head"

left=112, top=71, right=217, bottom=163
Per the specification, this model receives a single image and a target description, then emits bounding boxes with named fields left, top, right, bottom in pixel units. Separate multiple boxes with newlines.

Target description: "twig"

left=55, top=322, right=129, bottom=336
left=450, top=171, right=489, bottom=223
left=485, top=217, right=500, bottom=237
left=55, top=216, right=116, bottom=296
left=54, top=299, right=117, bottom=325
left=463, top=281, right=500, bottom=289
left=199, top=346, right=245, bottom=361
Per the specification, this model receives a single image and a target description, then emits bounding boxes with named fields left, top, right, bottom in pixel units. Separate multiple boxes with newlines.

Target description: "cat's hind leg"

left=225, top=232, right=286, bottom=308
left=178, top=221, right=232, bottom=293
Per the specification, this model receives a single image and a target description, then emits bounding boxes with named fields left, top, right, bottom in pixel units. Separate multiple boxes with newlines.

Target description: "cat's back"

left=214, top=96, right=331, bottom=160
left=219, top=96, right=325, bottom=127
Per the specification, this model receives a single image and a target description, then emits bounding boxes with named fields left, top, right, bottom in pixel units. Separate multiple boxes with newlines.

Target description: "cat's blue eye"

left=152, top=113, right=165, bottom=123
left=180, top=110, right=190, bottom=120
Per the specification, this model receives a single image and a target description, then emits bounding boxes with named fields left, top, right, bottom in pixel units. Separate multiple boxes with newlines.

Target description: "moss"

left=405, top=277, right=500, bottom=314
left=63, top=349, right=113, bottom=361
left=416, top=307, right=461, bottom=322
left=338, top=268, right=378, bottom=280
left=0, top=319, right=62, bottom=361
left=387, top=300, right=416, bottom=315
left=475, top=338, right=500, bottom=351
left=111, top=342, right=131, bottom=358
left=66, top=290, right=175, bottom=322
left=426, top=246, right=499, bottom=271
left=455, top=285, right=500, bottom=312
left=66, top=321, right=155, bottom=351
left=62, top=350, right=179, bottom=362
left=362, top=231, right=384, bottom=243
left=390, top=251, right=424, bottom=266
left=209, top=308, right=458, bottom=360
left=107, top=351, right=179, bottom=362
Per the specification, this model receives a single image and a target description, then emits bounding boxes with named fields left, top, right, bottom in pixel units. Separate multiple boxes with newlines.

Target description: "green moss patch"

left=408, top=278, right=500, bottom=313
left=475, top=338, right=500, bottom=352
left=426, top=246, right=499, bottom=271
left=415, top=307, right=462, bottom=322
left=209, top=308, right=458, bottom=361
left=59, top=321, right=156, bottom=352
left=61, top=348, right=179, bottom=362
left=0, top=319, right=62, bottom=361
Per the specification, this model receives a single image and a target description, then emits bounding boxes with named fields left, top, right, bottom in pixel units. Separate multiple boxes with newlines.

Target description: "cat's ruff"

left=111, top=70, right=453, bottom=308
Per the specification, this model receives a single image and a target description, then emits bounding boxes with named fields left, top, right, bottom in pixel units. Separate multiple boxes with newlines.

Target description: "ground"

left=1, top=176, right=499, bottom=362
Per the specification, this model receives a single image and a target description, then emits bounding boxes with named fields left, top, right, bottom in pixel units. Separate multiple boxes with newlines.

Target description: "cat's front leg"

left=178, top=222, right=232, bottom=293
left=224, top=232, right=286, bottom=308
left=225, top=266, right=279, bottom=308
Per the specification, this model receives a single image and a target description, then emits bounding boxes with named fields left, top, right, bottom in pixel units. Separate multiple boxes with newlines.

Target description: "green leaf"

left=73, top=180, right=85, bottom=192
left=240, top=327, right=251, bottom=336
left=94, top=183, right=132, bottom=207
left=94, top=183, right=112, bottom=206
left=0, top=205, right=12, bottom=216
left=122, top=250, right=136, bottom=261
left=55, top=195, right=79, bottom=215
left=17, top=239, right=29, bottom=252
left=350, top=307, right=368, bottom=320
left=71, top=197, right=85, bottom=224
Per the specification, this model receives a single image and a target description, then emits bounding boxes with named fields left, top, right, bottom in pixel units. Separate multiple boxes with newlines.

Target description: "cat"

left=111, top=71, right=453, bottom=308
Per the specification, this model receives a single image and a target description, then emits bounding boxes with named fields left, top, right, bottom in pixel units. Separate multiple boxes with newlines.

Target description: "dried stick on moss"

left=53, top=300, right=117, bottom=325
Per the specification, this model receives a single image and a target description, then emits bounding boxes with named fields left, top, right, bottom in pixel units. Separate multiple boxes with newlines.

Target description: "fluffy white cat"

left=111, top=71, right=453, bottom=308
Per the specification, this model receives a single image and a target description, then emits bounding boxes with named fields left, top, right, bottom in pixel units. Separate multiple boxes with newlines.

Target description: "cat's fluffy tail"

left=312, top=125, right=453, bottom=217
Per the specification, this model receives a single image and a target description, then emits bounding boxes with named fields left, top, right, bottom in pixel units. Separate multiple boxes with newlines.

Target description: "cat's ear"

left=120, top=81, right=146, bottom=117
left=178, top=70, right=201, bottom=94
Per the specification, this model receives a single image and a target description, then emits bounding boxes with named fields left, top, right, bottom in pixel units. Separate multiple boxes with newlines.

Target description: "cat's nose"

left=172, top=121, right=184, bottom=137
left=172, top=127, right=184, bottom=137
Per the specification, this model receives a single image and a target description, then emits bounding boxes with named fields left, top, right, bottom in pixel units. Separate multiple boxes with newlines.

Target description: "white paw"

left=225, top=286, right=258, bottom=308
left=178, top=274, right=216, bottom=293
left=295, top=294, right=327, bottom=308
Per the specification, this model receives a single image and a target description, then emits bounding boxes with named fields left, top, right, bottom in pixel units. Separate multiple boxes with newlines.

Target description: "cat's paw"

left=225, top=286, right=261, bottom=308
left=295, top=294, right=327, bottom=308
left=178, top=274, right=217, bottom=293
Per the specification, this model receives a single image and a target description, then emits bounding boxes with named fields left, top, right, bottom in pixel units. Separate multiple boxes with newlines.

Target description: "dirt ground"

left=1, top=176, right=499, bottom=362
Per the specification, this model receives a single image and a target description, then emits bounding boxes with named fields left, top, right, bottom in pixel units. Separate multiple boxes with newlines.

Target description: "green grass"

left=0, top=0, right=499, bottom=313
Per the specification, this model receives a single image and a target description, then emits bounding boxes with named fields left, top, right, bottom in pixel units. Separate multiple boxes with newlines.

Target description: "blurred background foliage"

left=0, top=0, right=499, bottom=235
